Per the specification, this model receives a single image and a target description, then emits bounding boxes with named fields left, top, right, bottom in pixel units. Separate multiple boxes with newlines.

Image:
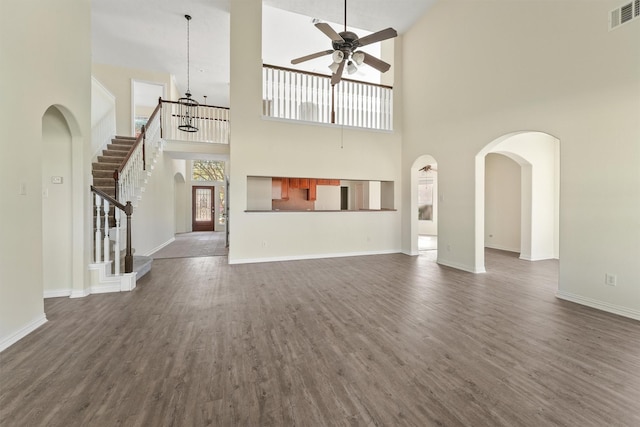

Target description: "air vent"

left=610, top=1, right=640, bottom=30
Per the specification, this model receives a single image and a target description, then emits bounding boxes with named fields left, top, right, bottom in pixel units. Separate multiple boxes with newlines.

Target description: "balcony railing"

left=161, top=100, right=230, bottom=143
left=262, top=64, right=393, bottom=131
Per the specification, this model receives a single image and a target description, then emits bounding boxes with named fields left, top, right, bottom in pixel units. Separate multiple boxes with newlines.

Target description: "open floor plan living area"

left=1, top=0, right=639, bottom=425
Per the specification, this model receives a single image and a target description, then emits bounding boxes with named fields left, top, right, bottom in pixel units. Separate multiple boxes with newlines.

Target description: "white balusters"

left=95, top=194, right=102, bottom=263
left=261, top=65, right=393, bottom=130
left=103, top=199, right=110, bottom=263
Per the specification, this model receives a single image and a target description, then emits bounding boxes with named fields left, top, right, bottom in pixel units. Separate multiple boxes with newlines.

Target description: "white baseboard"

left=556, top=291, right=640, bottom=321
left=229, top=249, right=402, bottom=265
left=485, top=244, right=519, bottom=253
left=437, top=258, right=486, bottom=274
left=44, top=289, right=72, bottom=299
left=144, top=237, right=175, bottom=257
left=0, top=314, right=48, bottom=353
left=70, top=289, right=91, bottom=298
left=519, top=253, right=558, bottom=261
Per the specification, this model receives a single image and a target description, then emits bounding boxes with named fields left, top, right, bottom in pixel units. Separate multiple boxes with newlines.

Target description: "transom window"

left=192, top=160, right=225, bottom=182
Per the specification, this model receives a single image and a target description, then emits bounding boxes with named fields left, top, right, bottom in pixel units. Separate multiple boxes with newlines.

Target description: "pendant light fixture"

left=178, top=14, right=198, bottom=132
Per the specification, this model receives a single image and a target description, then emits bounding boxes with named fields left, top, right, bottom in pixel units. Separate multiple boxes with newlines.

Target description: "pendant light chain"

left=178, top=14, right=198, bottom=133
left=186, top=14, right=192, bottom=94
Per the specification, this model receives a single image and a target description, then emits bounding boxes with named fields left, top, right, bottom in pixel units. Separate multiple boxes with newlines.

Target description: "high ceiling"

left=92, top=0, right=436, bottom=107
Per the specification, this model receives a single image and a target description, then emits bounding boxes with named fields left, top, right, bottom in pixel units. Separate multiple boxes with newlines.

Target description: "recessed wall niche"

left=246, top=176, right=395, bottom=212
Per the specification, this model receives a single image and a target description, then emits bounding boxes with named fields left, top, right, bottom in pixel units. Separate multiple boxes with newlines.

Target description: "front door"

left=192, top=186, right=215, bottom=231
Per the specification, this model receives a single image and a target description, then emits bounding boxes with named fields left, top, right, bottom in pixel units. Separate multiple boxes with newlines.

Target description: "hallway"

left=151, top=231, right=228, bottom=259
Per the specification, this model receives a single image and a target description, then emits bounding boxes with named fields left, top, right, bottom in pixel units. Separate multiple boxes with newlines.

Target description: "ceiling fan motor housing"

left=332, top=31, right=360, bottom=54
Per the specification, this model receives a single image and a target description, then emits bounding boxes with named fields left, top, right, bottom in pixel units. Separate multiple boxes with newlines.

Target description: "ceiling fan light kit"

left=290, top=0, right=398, bottom=85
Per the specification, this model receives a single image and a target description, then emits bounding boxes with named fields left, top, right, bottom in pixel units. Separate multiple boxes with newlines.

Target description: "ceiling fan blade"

left=291, top=50, right=334, bottom=65
left=356, top=27, right=398, bottom=47
left=362, top=52, right=391, bottom=73
left=315, top=22, right=345, bottom=43
left=331, top=59, right=346, bottom=85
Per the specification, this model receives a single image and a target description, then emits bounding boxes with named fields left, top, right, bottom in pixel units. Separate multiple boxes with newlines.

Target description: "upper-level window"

left=192, top=160, right=225, bottom=182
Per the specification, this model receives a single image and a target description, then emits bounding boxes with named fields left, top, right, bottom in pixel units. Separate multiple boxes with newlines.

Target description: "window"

left=192, top=160, right=225, bottom=182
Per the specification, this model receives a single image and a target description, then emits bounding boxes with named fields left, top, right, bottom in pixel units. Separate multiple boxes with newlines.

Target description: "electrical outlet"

left=605, top=273, right=617, bottom=286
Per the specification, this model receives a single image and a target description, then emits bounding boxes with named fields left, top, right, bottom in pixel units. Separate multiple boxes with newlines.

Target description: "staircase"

left=91, top=135, right=153, bottom=290
left=92, top=136, right=136, bottom=198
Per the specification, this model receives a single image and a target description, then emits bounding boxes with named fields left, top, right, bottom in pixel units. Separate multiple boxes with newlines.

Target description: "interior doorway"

left=410, top=155, right=439, bottom=256
left=192, top=186, right=215, bottom=231
left=475, top=131, right=560, bottom=273
left=132, top=80, right=165, bottom=137
left=42, top=106, right=72, bottom=297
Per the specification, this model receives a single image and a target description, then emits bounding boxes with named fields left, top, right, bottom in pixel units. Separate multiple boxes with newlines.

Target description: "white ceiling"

left=92, top=0, right=436, bottom=107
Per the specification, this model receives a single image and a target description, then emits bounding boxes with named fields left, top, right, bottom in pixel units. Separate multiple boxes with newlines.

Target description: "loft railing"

left=262, top=64, right=393, bottom=131
left=161, top=100, right=230, bottom=143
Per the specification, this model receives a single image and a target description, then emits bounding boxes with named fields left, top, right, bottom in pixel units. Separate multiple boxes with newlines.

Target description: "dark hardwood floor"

left=1, top=250, right=639, bottom=426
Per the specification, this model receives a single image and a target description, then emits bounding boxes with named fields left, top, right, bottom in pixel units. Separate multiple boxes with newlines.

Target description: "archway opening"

left=410, top=154, right=438, bottom=257
left=42, top=106, right=73, bottom=298
left=476, top=131, right=560, bottom=274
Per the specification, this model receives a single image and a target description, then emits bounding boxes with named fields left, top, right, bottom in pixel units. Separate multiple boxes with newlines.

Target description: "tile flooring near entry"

left=152, top=231, right=227, bottom=259
left=418, top=234, right=437, bottom=251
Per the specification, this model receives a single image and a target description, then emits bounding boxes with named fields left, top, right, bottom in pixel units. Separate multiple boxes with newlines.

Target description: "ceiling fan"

left=291, top=0, right=398, bottom=85
left=419, top=165, right=438, bottom=173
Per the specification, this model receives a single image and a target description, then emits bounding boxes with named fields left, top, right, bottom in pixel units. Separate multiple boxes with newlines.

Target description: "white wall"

left=316, top=185, right=341, bottom=210
left=132, top=154, right=181, bottom=256
left=401, top=0, right=640, bottom=318
left=42, top=107, right=73, bottom=297
left=92, top=63, right=176, bottom=137
left=229, top=0, right=402, bottom=264
left=0, top=0, right=92, bottom=351
left=485, top=153, right=521, bottom=253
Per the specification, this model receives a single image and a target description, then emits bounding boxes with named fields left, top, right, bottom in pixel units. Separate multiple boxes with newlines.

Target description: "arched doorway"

left=476, top=131, right=560, bottom=272
left=410, top=155, right=439, bottom=256
left=41, top=106, right=72, bottom=297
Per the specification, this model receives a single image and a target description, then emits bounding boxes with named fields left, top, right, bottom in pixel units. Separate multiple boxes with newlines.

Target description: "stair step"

left=101, top=150, right=127, bottom=158
left=114, top=135, right=137, bottom=141
left=97, top=156, right=125, bottom=163
left=92, top=162, right=121, bottom=171
left=133, top=256, right=153, bottom=280
left=93, top=178, right=115, bottom=187
left=107, top=143, right=133, bottom=152
left=92, top=170, right=115, bottom=179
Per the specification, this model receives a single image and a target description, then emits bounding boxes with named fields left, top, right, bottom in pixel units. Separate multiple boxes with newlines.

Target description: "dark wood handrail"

left=263, top=63, right=394, bottom=90
left=161, top=98, right=230, bottom=110
left=91, top=185, right=127, bottom=212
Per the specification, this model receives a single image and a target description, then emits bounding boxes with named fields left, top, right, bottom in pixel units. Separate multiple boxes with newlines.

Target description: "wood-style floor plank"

left=1, top=250, right=639, bottom=426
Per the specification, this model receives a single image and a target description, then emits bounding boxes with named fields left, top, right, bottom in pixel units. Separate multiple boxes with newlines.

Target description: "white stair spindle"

left=95, top=194, right=102, bottom=262
left=103, top=199, right=110, bottom=263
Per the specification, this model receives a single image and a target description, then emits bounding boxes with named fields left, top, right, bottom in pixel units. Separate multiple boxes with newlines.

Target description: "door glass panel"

left=195, top=188, right=212, bottom=222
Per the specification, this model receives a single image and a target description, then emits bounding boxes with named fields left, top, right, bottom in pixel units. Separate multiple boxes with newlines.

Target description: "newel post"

left=124, top=201, right=134, bottom=273
left=113, top=169, right=119, bottom=201
left=141, top=124, right=146, bottom=171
